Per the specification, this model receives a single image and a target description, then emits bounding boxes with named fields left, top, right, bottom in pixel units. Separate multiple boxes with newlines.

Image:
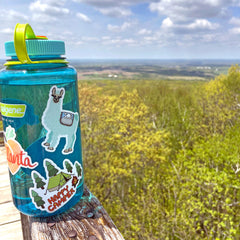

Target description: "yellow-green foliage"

left=78, top=65, right=240, bottom=239
left=171, top=125, right=240, bottom=239
left=79, top=84, right=170, bottom=239
left=195, top=65, right=240, bottom=137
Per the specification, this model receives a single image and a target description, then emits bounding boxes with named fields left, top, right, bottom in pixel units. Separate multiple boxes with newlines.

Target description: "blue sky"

left=1, top=0, right=240, bottom=59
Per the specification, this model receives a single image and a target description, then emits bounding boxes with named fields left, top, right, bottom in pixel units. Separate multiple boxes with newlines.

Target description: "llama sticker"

left=42, top=86, right=79, bottom=154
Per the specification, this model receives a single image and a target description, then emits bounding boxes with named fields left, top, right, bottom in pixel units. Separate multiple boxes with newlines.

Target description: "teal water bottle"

left=0, top=24, right=84, bottom=217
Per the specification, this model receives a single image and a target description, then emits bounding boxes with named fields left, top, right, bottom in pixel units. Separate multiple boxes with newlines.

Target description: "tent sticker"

left=30, top=159, right=83, bottom=213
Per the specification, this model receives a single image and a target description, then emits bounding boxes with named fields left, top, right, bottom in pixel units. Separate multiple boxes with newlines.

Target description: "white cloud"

left=75, top=40, right=84, bottom=45
left=102, top=36, right=111, bottom=40
left=29, top=0, right=69, bottom=22
left=230, top=17, right=240, bottom=26
left=99, top=7, right=132, bottom=17
left=108, top=22, right=133, bottom=32
left=144, top=36, right=158, bottom=42
left=201, top=34, right=216, bottom=42
left=149, top=0, right=235, bottom=22
left=0, top=9, right=28, bottom=22
left=72, top=0, right=155, bottom=17
left=44, top=0, right=66, bottom=6
left=107, top=24, right=121, bottom=32
left=188, top=19, right=219, bottom=30
left=73, top=0, right=154, bottom=7
left=141, top=34, right=166, bottom=47
left=82, top=36, right=100, bottom=42
left=0, top=28, right=13, bottom=34
left=62, top=30, right=73, bottom=36
left=101, top=36, right=138, bottom=46
left=161, top=17, right=219, bottom=33
left=29, top=0, right=69, bottom=14
left=161, top=18, right=174, bottom=28
left=229, top=27, right=240, bottom=34
left=121, top=38, right=136, bottom=45
left=31, top=13, right=58, bottom=23
left=76, top=12, right=92, bottom=22
left=138, top=28, right=152, bottom=35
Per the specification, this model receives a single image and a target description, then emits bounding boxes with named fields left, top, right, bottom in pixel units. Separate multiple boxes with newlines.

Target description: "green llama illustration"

left=42, top=86, right=79, bottom=154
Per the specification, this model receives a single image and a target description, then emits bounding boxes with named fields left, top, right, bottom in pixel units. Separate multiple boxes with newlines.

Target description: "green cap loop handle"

left=14, top=23, right=37, bottom=64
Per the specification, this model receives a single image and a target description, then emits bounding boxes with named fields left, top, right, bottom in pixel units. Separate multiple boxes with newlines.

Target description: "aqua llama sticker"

left=30, top=159, right=83, bottom=212
left=41, top=86, right=79, bottom=154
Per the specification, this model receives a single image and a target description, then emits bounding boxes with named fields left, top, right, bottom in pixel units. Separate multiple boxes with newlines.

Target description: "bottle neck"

left=5, top=55, right=68, bottom=70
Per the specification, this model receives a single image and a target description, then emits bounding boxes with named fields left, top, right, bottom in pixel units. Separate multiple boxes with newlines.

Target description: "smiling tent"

left=47, top=172, right=71, bottom=192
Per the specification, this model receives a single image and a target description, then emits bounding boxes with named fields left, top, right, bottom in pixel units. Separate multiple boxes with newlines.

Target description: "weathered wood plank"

left=0, top=147, right=12, bottom=204
left=20, top=213, right=32, bottom=240
left=0, top=145, right=6, bottom=161
left=0, top=162, right=8, bottom=175
left=21, top=186, right=125, bottom=240
left=0, top=146, right=23, bottom=240
left=0, top=220, right=23, bottom=240
left=0, top=173, right=10, bottom=189
left=0, top=201, right=21, bottom=225
left=0, top=132, right=4, bottom=147
left=0, top=185, right=12, bottom=204
left=0, top=147, right=10, bottom=191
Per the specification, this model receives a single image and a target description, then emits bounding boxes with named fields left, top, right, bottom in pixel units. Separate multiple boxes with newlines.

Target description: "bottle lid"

left=5, top=40, right=65, bottom=57
left=4, top=24, right=67, bottom=66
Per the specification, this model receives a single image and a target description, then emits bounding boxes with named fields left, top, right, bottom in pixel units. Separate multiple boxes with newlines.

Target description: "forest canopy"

left=79, top=65, right=240, bottom=239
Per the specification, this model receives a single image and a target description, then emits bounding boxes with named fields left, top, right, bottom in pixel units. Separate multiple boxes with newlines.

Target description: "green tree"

left=75, top=162, right=82, bottom=177
left=65, top=161, right=73, bottom=173
left=31, top=190, right=45, bottom=209
left=78, top=67, right=240, bottom=240
left=45, top=160, right=58, bottom=177
left=33, top=173, right=46, bottom=189
left=168, top=125, right=240, bottom=239
left=193, top=65, right=240, bottom=138
left=79, top=86, right=170, bottom=239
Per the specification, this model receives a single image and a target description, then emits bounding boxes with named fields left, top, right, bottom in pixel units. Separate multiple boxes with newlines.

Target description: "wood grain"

left=0, top=146, right=23, bottom=240
left=0, top=185, right=12, bottom=204
left=0, top=146, right=12, bottom=204
left=21, top=186, right=125, bottom=240
left=0, top=201, right=21, bottom=225
left=0, top=220, right=23, bottom=240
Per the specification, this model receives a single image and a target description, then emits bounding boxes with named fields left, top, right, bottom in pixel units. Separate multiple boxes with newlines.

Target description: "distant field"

left=73, top=59, right=239, bottom=81
left=76, top=64, right=216, bottom=81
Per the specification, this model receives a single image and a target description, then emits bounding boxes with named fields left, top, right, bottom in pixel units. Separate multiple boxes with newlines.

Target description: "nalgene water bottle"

left=0, top=23, right=84, bottom=217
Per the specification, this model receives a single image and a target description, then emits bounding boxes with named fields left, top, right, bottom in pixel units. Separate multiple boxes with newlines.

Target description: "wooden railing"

left=0, top=112, right=3, bottom=146
left=21, top=185, right=124, bottom=240
left=0, top=131, right=3, bottom=146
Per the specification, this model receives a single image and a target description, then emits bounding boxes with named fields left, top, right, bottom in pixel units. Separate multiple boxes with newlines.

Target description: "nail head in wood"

left=47, top=222, right=55, bottom=228
left=88, top=236, right=98, bottom=240
left=87, top=212, right=94, bottom=218
left=68, top=229, right=77, bottom=238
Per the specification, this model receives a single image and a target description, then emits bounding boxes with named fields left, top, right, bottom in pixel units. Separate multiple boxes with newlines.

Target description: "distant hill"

left=71, top=59, right=240, bottom=81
